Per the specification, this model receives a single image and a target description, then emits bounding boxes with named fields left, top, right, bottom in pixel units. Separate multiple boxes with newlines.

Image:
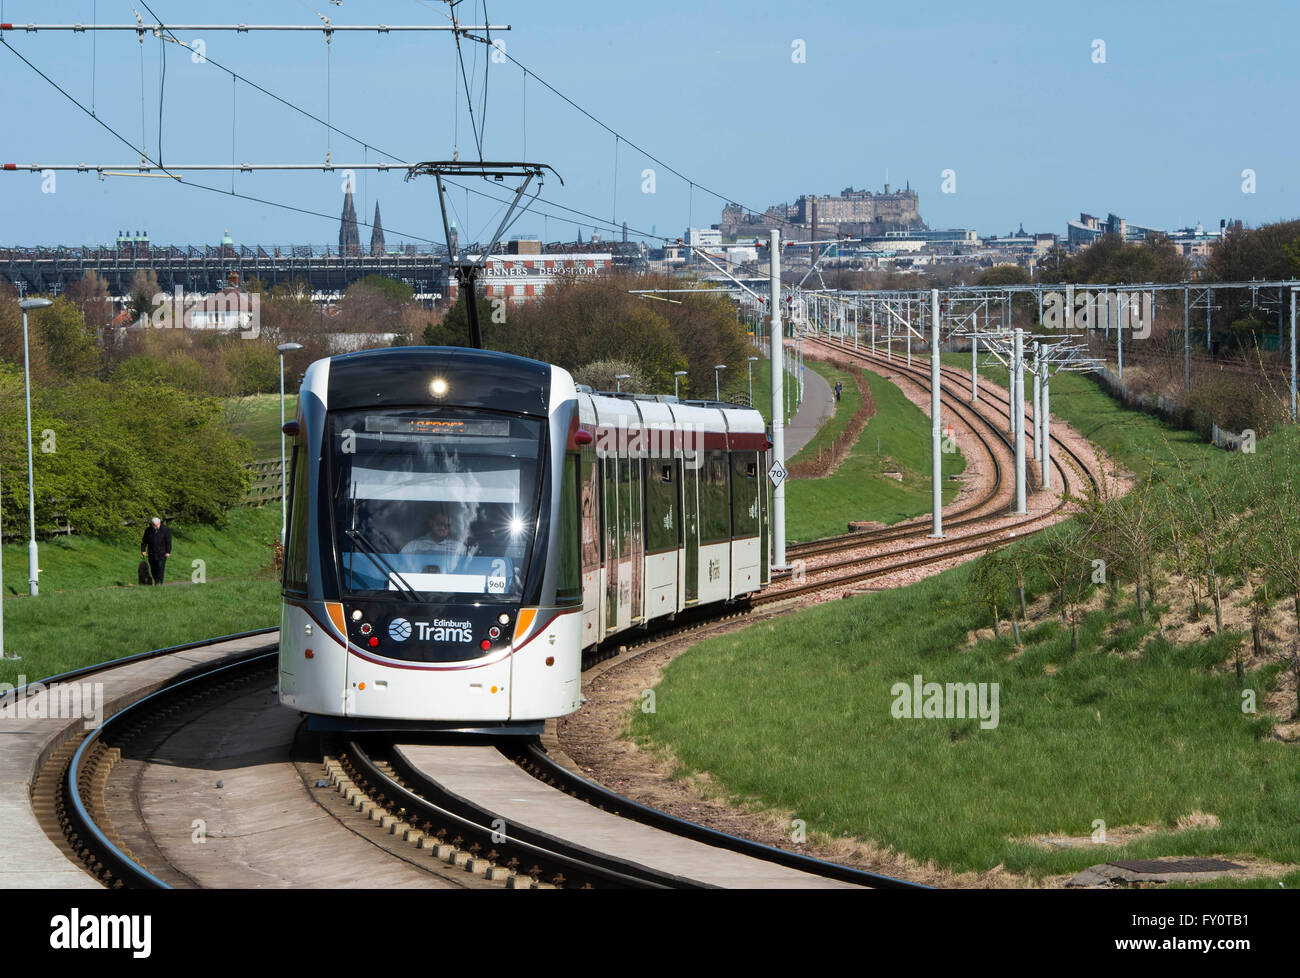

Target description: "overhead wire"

left=458, top=30, right=803, bottom=234
left=139, top=0, right=166, bottom=167
left=0, top=37, right=445, bottom=247
left=8, top=7, right=724, bottom=254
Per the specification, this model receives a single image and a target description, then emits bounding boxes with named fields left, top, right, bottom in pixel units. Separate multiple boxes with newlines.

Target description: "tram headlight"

left=508, top=517, right=525, bottom=535
left=430, top=377, right=449, bottom=397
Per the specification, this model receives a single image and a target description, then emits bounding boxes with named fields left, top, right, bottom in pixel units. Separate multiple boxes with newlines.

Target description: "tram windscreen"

left=329, top=408, right=544, bottom=601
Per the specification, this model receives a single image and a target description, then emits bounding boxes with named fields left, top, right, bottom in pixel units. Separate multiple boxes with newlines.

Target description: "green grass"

left=636, top=362, right=1300, bottom=882
left=942, top=354, right=1205, bottom=478
left=785, top=370, right=965, bottom=541
left=0, top=506, right=283, bottom=684
left=634, top=566, right=1300, bottom=879
left=742, top=356, right=859, bottom=467
left=224, top=393, right=298, bottom=459
left=740, top=357, right=799, bottom=428
left=0, top=579, right=281, bottom=685
left=788, top=359, right=863, bottom=466
left=6, top=506, right=281, bottom=596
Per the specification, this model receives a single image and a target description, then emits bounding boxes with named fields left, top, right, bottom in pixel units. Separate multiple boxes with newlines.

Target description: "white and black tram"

left=279, top=347, right=770, bottom=732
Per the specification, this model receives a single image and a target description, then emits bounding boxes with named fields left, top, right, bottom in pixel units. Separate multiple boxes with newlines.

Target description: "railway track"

left=761, top=338, right=1106, bottom=601
left=40, top=626, right=924, bottom=890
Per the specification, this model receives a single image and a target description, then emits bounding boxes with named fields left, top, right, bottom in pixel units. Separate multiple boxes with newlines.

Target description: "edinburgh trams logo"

left=388, top=618, right=474, bottom=643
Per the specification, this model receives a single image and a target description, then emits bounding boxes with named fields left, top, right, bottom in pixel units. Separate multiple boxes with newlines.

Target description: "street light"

left=277, top=342, right=304, bottom=541
left=19, top=298, right=52, bottom=596
left=673, top=370, right=688, bottom=399
left=615, top=373, right=630, bottom=393
left=747, top=356, right=759, bottom=406
left=713, top=364, right=727, bottom=401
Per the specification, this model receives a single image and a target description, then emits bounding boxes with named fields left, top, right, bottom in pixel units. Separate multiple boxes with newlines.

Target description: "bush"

left=1, top=365, right=249, bottom=536
left=224, top=343, right=281, bottom=395
left=1184, top=374, right=1287, bottom=439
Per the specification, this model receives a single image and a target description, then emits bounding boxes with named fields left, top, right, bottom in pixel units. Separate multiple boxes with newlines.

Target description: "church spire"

left=370, top=201, right=386, bottom=256
left=339, top=188, right=361, bottom=255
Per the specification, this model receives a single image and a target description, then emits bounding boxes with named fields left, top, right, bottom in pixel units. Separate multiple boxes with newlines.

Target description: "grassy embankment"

left=225, top=393, right=298, bottom=459
left=634, top=368, right=1300, bottom=886
left=0, top=398, right=292, bottom=684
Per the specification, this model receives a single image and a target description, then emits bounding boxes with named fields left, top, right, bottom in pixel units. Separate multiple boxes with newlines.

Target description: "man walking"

left=141, top=517, right=172, bottom=586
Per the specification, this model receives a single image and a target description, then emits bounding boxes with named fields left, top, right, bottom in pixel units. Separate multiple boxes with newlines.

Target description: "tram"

left=278, top=347, right=769, bottom=732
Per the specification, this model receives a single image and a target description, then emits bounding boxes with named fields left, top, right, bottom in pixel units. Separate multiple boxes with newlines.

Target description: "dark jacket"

left=141, top=524, right=172, bottom=558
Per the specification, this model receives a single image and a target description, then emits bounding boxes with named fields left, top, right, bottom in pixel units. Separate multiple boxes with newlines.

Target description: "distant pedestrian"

left=141, top=517, right=172, bottom=586
left=834, top=381, right=843, bottom=402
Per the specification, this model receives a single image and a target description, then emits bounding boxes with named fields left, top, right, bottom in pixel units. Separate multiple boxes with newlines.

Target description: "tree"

left=64, top=271, right=113, bottom=332
left=128, top=268, right=161, bottom=324
left=1245, top=428, right=1300, bottom=717
left=1040, top=233, right=1189, bottom=284
left=33, top=297, right=99, bottom=380
left=424, top=294, right=496, bottom=348
left=0, top=365, right=249, bottom=536
left=506, top=275, right=689, bottom=391
left=1030, top=518, right=1095, bottom=653
left=1166, top=451, right=1251, bottom=632
left=1206, top=220, right=1300, bottom=283
left=977, top=265, right=1031, bottom=286
left=223, top=342, right=280, bottom=395
left=572, top=359, right=647, bottom=394
left=968, top=548, right=1018, bottom=644
left=352, top=274, right=413, bottom=305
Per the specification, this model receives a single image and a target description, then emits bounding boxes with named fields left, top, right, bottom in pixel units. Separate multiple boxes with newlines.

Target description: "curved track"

left=43, top=628, right=924, bottom=889
left=760, top=338, right=1105, bottom=602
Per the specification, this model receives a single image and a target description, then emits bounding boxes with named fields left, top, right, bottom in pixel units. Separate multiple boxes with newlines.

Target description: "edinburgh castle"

left=719, top=183, right=924, bottom=239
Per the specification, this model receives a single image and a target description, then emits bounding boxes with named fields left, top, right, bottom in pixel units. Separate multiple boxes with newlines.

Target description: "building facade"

left=448, top=253, right=614, bottom=302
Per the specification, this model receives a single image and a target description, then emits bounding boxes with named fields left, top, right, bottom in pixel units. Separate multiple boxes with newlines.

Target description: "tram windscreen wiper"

left=344, top=527, right=425, bottom=602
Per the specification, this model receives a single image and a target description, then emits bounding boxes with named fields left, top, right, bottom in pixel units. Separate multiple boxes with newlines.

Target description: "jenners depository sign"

left=452, top=253, right=613, bottom=301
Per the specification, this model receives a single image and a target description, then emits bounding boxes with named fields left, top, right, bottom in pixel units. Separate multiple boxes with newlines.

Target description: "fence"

left=244, top=457, right=285, bottom=507
left=1090, top=363, right=1194, bottom=433
left=1210, top=422, right=1249, bottom=452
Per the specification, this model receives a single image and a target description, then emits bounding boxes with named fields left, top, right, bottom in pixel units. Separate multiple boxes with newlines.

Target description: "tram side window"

left=730, top=451, right=760, bottom=538
left=283, top=442, right=310, bottom=593
left=580, top=454, right=600, bottom=571
left=699, top=449, right=731, bottom=545
left=557, top=454, right=582, bottom=606
left=645, top=461, right=677, bottom=553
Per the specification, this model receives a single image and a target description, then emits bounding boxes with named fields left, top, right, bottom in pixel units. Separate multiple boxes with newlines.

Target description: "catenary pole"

left=1013, top=328, right=1026, bottom=515
left=769, top=229, right=786, bottom=570
left=930, top=289, right=943, bottom=538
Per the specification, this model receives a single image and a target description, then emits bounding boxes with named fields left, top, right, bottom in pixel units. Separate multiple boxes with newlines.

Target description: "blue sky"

left=2, top=0, right=1296, bottom=247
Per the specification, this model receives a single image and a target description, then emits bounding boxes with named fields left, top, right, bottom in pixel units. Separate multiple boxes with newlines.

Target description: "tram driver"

left=400, top=504, right=469, bottom=572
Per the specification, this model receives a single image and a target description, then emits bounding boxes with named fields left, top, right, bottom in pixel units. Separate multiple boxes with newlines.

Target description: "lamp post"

left=615, top=373, right=630, bottom=393
left=747, top=356, right=759, bottom=406
left=713, top=364, right=726, bottom=401
left=277, top=342, right=303, bottom=541
left=673, top=370, right=688, bottom=399
left=19, top=298, right=52, bottom=596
